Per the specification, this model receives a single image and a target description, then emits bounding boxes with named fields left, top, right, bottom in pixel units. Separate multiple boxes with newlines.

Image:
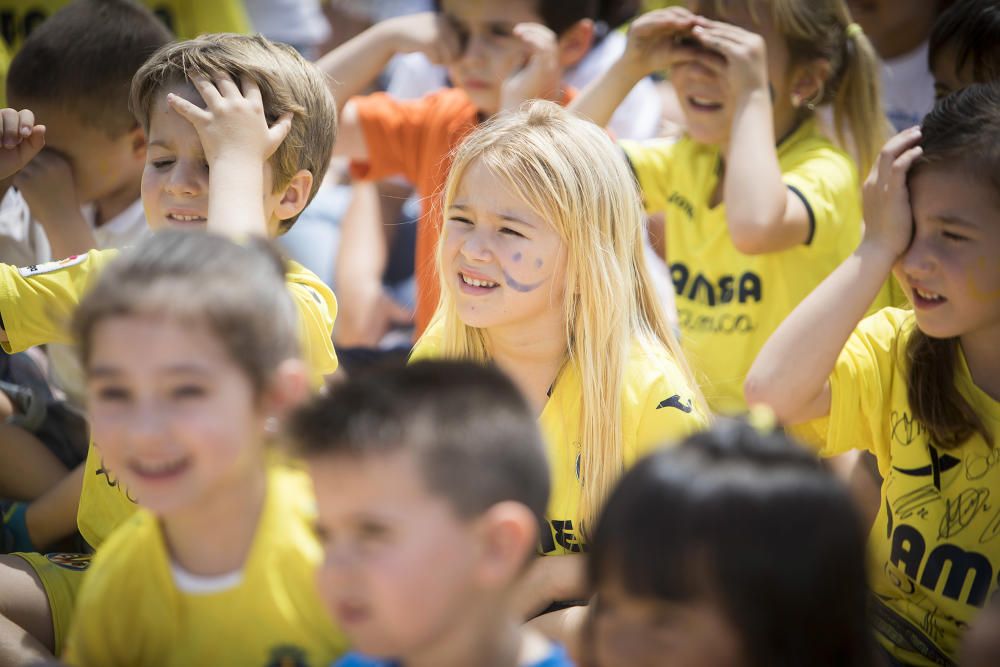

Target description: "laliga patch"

left=45, top=553, right=93, bottom=571
left=18, top=254, right=87, bottom=278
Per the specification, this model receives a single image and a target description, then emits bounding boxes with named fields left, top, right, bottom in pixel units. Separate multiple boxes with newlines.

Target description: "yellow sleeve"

left=62, top=519, right=148, bottom=667
left=285, top=263, right=339, bottom=382
left=0, top=250, right=117, bottom=353
left=628, top=352, right=709, bottom=464
left=780, top=144, right=860, bottom=249
left=619, top=139, right=679, bottom=215
left=819, top=308, right=911, bottom=473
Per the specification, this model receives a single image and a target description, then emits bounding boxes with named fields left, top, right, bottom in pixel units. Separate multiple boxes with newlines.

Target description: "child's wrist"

left=855, top=237, right=900, bottom=271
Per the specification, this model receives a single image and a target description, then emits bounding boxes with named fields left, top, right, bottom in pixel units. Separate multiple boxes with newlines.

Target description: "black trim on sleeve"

left=0, top=312, right=5, bottom=332
left=621, top=146, right=639, bottom=182
left=787, top=184, right=816, bottom=246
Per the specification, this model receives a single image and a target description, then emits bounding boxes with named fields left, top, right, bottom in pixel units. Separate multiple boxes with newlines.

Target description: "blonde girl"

left=571, top=0, right=891, bottom=414
left=747, top=83, right=1000, bottom=666
left=411, top=100, right=708, bottom=630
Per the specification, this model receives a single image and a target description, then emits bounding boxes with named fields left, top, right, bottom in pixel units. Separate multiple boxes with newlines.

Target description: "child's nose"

left=165, top=164, right=202, bottom=197
left=460, top=231, right=493, bottom=262
left=900, top=237, right=937, bottom=277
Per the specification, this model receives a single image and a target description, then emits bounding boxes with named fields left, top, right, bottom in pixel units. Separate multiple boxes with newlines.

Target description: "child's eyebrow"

left=497, top=212, right=533, bottom=226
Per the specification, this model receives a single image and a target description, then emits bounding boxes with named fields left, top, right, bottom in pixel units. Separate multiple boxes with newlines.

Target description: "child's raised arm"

left=570, top=8, right=697, bottom=128
left=168, top=75, right=292, bottom=239
left=316, top=12, right=461, bottom=160
left=0, top=108, right=45, bottom=182
left=744, top=128, right=923, bottom=423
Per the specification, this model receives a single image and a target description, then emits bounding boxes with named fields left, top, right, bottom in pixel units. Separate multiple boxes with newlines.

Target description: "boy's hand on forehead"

left=862, top=127, right=924, bottom=259
left=0, top=108, right=45, bottom=182
left=688, top=17, right=768, bottom=104
left=500, top=23, right=561, bottom=112
left=379, top=12, right=462, bottom=66
left=167, top=73, right=293, bottom=166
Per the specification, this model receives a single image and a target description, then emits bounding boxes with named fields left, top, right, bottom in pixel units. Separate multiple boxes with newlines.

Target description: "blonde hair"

left=714, top=0, right=888, bottom=177
left=425, top=100, right=703, bottom=536
left=130, top=33, right=337, bottom=230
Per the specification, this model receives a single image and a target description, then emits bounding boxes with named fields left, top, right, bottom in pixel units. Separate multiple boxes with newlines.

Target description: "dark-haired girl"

left=747, top=82, right=1000, bottom=666
left=586, top=419, right=875, bottom=667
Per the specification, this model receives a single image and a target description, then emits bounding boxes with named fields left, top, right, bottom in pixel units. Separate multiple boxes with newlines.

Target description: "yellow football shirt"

left=0, top=248, right=339, bottom=549
left=411, top=324, right=709, bottom=553
left=63, top=465, right=347, bottom=667
left=796, top=308, right=1000, bottom=666
left=0, top=0, right=249, bottom=51
left=622, top=119, right=871, bottom=415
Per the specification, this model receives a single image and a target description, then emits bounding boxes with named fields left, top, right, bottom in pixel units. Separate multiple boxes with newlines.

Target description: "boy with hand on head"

left=290, top=361, right=574, bottom=667
left=317, top=0, right=600, bottom=339
left=0, top=33, right=339, bottom=664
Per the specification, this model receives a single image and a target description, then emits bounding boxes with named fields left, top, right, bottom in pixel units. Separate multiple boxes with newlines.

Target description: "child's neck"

left=404, top=613, right=528, bottom=667
left=486, top=318, right=568, bottom=416
left=93, top=171, right=142, bottom=228
left=962, top=327, right=1000, bottom=401
left=161, top=460, right=268, bottom=577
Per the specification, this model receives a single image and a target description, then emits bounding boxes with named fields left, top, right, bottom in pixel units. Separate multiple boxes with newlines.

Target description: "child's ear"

left=474, top=501, right=538, bottom=588
left=262, top=358, right=311, bottom=420
left=557, top=19, right=595, bottom=69
left=789, top=58, right=832, bottom=110
left=128, top=123, right=147, bottom=160
left=274, top=169, right=314, bottom=222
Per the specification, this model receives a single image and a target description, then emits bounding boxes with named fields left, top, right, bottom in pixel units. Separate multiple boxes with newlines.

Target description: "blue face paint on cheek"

left=535, top=258, right=543, bottom=269
left=513, top=252, right=522, bottom=262
left=503, top=269, right=544, bottom=293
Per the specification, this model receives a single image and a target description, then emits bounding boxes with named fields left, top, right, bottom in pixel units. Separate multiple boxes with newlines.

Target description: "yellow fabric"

left=411, top=324, right=709, bottom=553
left=63, top=466, right=346, bottom=667
left=622, top=119, right=885, bottom=415
left=10, top=552, right=91, bottom=656
left=799, top=308, right=1000, bottom=666
left=0, top=0, right=249, bottom=52
left=0, top=248, right=338, bottom=549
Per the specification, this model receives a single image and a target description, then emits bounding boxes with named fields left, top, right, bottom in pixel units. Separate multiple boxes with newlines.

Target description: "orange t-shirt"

left=349, top=87, right=574, bottom=337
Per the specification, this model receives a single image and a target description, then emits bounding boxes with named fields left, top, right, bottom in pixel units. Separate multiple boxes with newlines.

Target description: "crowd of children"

left=0, top=0, right=997, bottom=666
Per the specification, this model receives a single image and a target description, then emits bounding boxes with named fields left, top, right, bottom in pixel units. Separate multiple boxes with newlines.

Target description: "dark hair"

left=433, top=0, right=601, bottom=36
left=907, top=82, right=998, bottom=450
left=929, top=0, right=1000, bottom=88
left=588, top=419, right=874, bottom=667
left=73, top=229, right=298, bottom=395
left=7, top=0, right=172, bottom=136
left=288, top=361, right=550, bottom=529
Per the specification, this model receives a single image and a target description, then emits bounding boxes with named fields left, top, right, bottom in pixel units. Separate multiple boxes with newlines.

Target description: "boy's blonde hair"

left=130, top=33, right=337, bottom=230
left=427, top=100, right=703, bottom=536
left=714, top=0, right=888, bottom=177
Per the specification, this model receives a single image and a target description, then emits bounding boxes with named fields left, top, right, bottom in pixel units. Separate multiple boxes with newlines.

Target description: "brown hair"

left=7, top=0, right=172, bottom=136
left=130, top=33, right=338, bottom=230
left=906, top=82, right=999, bottom=450
left=73, top=229, right=298, bottom=395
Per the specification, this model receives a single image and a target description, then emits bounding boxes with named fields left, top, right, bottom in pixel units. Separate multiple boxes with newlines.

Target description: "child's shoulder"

left=853, top=306, right=917, bottom=349
left=353, top=86, right=478, bottom=123
left=82, top=509, right=165, bottom=593
left=778, top=117, right=857, bottom=176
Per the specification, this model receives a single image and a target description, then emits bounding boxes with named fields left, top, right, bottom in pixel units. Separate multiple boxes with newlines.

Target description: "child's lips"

left=165, top=211, right=207, bottom=224
left=335, top=600, right=370, bottom=625
left=911, top=284, right=947, bottom=310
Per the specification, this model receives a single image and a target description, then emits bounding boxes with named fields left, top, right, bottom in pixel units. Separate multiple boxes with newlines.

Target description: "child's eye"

left=500, top=227, right=525, bottom=238
left=448, top=216, right=474, bottom=226
left=489, top=24, right=514, bottom=39
left=942, top=230, right=968, bottom=242
left=93, top=386, right=130, bottom=402
left=172, top=384, right=206, bottom=399
left=358, top=521, right=388, bottom=541
left=151, top=159, right=174, bottom=169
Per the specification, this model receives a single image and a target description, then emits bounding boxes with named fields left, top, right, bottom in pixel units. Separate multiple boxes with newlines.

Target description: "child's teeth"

left=916, top=288, right=942, bottom=301
left=461, top=274, right=497, bottom=288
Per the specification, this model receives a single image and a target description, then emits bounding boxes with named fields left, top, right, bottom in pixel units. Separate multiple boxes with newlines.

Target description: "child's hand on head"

left=689, top=18, right=769, bottom=105
left=862, top=127, right=924, bottom=259
left=623, top=7, right=699, bottom=75
left=167, top=74, right=292, bottom=168
left=13, top=148, right=83, bottom=227
left=500, top=23, right=561, bottom=111
left=0, top=108, right=45, bottom=181
left=379, top=12, right=462, bottom=66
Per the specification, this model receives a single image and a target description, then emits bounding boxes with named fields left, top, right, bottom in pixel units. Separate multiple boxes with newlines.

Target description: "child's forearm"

left=41, top=212, right=98, bottom=259
left=569, top=57, right=647, bottom=129
left=745, top=240, right=896, bottom=422
left=207, top=159, right=268, bottom=238
left=316, top=23, right=397, bottom=113
left=723, top=89, right=801, bottom=253
left=513, top=554, right=588, bottom=619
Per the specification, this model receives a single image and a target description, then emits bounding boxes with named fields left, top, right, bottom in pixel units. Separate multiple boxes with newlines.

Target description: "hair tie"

left=845, top=22, right=863, bottom=39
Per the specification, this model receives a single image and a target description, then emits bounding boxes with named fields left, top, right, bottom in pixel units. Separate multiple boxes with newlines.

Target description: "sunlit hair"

left=905, top=82, right=999, bottom=450
left=425, top=100, right=704, bottom=536
left=707, top=0, right=887, bottom=177
left=130, top=33, right=337, bottom=230
left=73, top=229, right=299, bottom=396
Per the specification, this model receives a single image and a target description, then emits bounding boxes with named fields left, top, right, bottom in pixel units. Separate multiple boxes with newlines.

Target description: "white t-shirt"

left=881, top=40, right=935, bottom=131
left=244, top=0, right=330, bottom=53
left=0, top=188, right=49, bottom=266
